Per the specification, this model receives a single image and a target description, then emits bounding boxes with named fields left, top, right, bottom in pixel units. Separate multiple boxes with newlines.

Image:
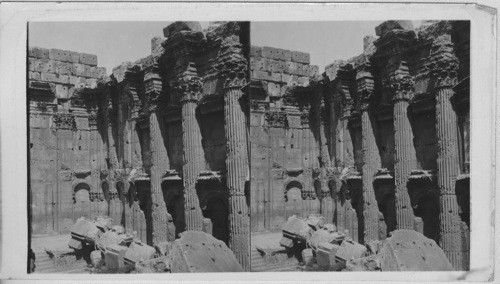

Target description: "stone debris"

left=154, top=241, right=172, bottom=256
left=301, top=248, right=314, bottom=265
left=345, top=254, right=382, bottom=271
left=316, top=242, right=339, bottom=269
left=281, top=215, right=313, bottom=244
left=90, top=250, right=103, bottom=267
left=104, top=244, right=128, bottom=271
left=335, top=239, right=368, bottom=263
left=70, top=217, right=102, bottom=245
left=124, top=242, right=156, bottom=265
left=305, top=214, right=326, bottom=230
left=379, top=230, right=453, bottom=271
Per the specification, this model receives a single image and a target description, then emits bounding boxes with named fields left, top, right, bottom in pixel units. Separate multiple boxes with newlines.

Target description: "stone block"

left=163, top=21, right=202, bottom=37
left=291, top=51, right=310, bottom=64
left=250, top=57, right=267, bottom=71
left=55, top=61, right=73, bottom=75
left=154, top=241, right=172, bottom=256
left=135, top=256, right=171, bottom=273
left=83, top=65, right=93, bottom=77
left=29, top=71, right=41, bottom=81
left=49, top=49, right=72, bottom=62
left=306, top=214, right=326, bottom=230
left=284, top=61, right=298, bottom=75
left=267, top=82, right=281, bottom=97
left=95, top=216, right=113, bottom=232
left=34, top=59, right=56, bottom=73
left=91, top=250, right=103, bottom=266
left=96, top=67, right=107, bottom=79
left=202, top=218, right=213, bottom=235
left=68, top=237, right=83, bottom=250
left=335, top=239, right=367, bottom=263
left=72, top=63, right=86, bottom=77
left=67, top=51, right=80, bottom=63
left=56, top=74, right=70, bottom=84
left=111, top=225, right=125, bottom=234
left=279, top=236, right=294, bottom=248
left=317, top=242, right=339, bottom=268
left=86, top=78, right=98, bottom=88
left=104, top=244, right=127, bottom=270
left=413, top=217, right=424, bottom=235
left=28, top=58, right=35, bottom=71
left=345, top=254, right=381, bottom=271
left=267, top=59, right=286, bottom=73
left=252, top=70, right=281, bottom=82
left=79, top=53, right=98, bottom=66
left=262, top=46, right=292, bottom=61
left=55, top=84, right=69, bottom=99
left=282, top=215, right=313, bottom=242
left=251, top=46, right=262, bottom=57
left=375, top=20, right=414, bottom=36
left=29, top=47, right=49, bottom=59
left=168, top=231, right=243, bottom=272
left=301, top=248, right=314, bottom=265
left=124, top=242, right=156, bottom=264
left=71, top=217, right=101, bottom=242
left=151, top=36, right=166, bottom=57
left=297, top=76, right=310, bottom=86
left=305, top=65, right=320, bottom=77
left=379, top=230, right=453, bottom=271
left=96, top=230, right=125, bottom=250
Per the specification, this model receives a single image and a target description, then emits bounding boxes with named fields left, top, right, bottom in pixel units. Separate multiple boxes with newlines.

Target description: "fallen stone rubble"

left=278, top=214, right=454, bottom=272
left=49, top=216, right=243, bottom=273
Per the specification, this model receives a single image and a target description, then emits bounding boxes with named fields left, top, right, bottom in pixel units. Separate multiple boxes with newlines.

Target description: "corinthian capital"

left=213, top=39, right=248, bottom=89
left=356, top=62, right=375, bottom=111
left=387, top=73, right=415, bottom=102
left=143, top=63, right=163, bottom=112
left=176, top=63, right=203, bottom=103
left=426, top=35, right=459, bottom=89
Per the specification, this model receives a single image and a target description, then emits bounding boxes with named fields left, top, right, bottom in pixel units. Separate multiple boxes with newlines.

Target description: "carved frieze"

left=175, top=72, right=203, bottom=103
left=425, top=35, right=459, bottom=89
left=265, top=111, right=288, bottom=128
left=53, top=113, right=76, bottom=130
left=355, top=62, right=375, bottom=112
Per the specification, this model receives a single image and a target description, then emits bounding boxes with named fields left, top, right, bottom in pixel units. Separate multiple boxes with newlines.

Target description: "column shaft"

left=149, top=112, right=170, bottom=245
left=182, top=100, right=204, bottom=232
left=224, top=87, right=250, bottom=271
left=361, top=110, right=380, bottom=243
left=393, top=100, right=416, bottom=230
left=436, top=87, right=462, bottom=270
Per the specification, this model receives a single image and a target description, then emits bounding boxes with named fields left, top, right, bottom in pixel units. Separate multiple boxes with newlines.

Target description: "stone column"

left=427, top=36, right=463, bottom=270
left=177, top=66, right=204, bottom=232
left=356, top=63, right=380, bottom=243
left=388, top=65, right=417, bottom=231
left=145, top=64, right=172, bottom=245
left=215, top=41, right=250, bottom=271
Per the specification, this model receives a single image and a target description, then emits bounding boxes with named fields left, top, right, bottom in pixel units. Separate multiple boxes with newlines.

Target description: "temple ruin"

left=249, top=20, right=470, bottom=271
left=28, top=21, right=251, bottom=272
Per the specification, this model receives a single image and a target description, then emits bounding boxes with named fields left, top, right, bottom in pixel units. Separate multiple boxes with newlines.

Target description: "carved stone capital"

left=176, top=75, right=203, bottom=103
left=356, top=63, right=375, bottom=112
left=144, top=64, right=163, bottom=112
left=213, top=42, right=248, bottom=90
left=386, top=74, right=415, bottom=102
left=53, top=113, right=76, bottom=130
left=426, top=35, right=459, bottom=89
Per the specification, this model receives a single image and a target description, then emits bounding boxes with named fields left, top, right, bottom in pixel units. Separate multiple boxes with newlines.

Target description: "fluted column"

left=356, top=63, right=380, bottom=243
left=388, top=66, right=417, bottom=231
left=214, top=40, right=250, bottom=271
left=427, top=36, right=463, bottom=270
left=177, top=67, right=204, bottom=232
left=145, top=65, right=172, bottom=245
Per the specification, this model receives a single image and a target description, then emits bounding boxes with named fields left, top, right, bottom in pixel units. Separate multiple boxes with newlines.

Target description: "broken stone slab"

left=168, top=231, right=243, bottom=272
left=94, top=216, right=113, bottom=232
left=301, top=248, right=314, bottom=265
left=70, top=217, right=101, bottom=243
left=68, top=237, right=83, bottom=250
left=154, top=241, right=172, bottom=256
left=307, top=229, right=346, bottom=249
left=96, top=230, right=127, bottom=251
left=124, top=242, right=156, bottom=265
left=379, top=230, right=453, bottom=271
left=163, top=21, right=202, bottom=37
left=135, top=255, right=171, bottom=273
left=345, top=254, right=382, bottom=271
left=104, top=244, right=127, bottom=271
left=305, top=214, right=326, bottom=230
left=335, top=239, right=367, bottom=263
left=322, top=223, right=337, bottom=233
left=111, top=225, right=125, bottom=234
left=282, top=215, right=313, bottom=242
left=317, top=242, right=339, bottom=269
left=90, top=250, right=103, bottom=267
left=279, top=236, right=294, bottom=248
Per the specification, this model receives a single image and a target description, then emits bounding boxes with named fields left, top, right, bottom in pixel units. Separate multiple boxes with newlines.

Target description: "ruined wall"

left=29, top=48, right=107, bottom=235
left=249, top=46, right=335, bottom=232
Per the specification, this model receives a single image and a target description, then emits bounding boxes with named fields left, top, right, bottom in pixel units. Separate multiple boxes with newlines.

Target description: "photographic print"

left=249, top=20, right=470, bottom=272
left=28, top=21, right=251, bottom=273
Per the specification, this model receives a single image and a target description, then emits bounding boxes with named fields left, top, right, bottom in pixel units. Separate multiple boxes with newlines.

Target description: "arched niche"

left=373, top=171, right=397, bottom=237
left=202, top=191, right=230, bottom=245
left=284, top=179, right=304, bottom=218
left=162, top=180, right=185, bottom=238
left=72, top=181, right=92, bottom=219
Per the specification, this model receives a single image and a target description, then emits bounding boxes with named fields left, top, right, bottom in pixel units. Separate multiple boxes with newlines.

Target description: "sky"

left=29, top=21, right=421, bottom=74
